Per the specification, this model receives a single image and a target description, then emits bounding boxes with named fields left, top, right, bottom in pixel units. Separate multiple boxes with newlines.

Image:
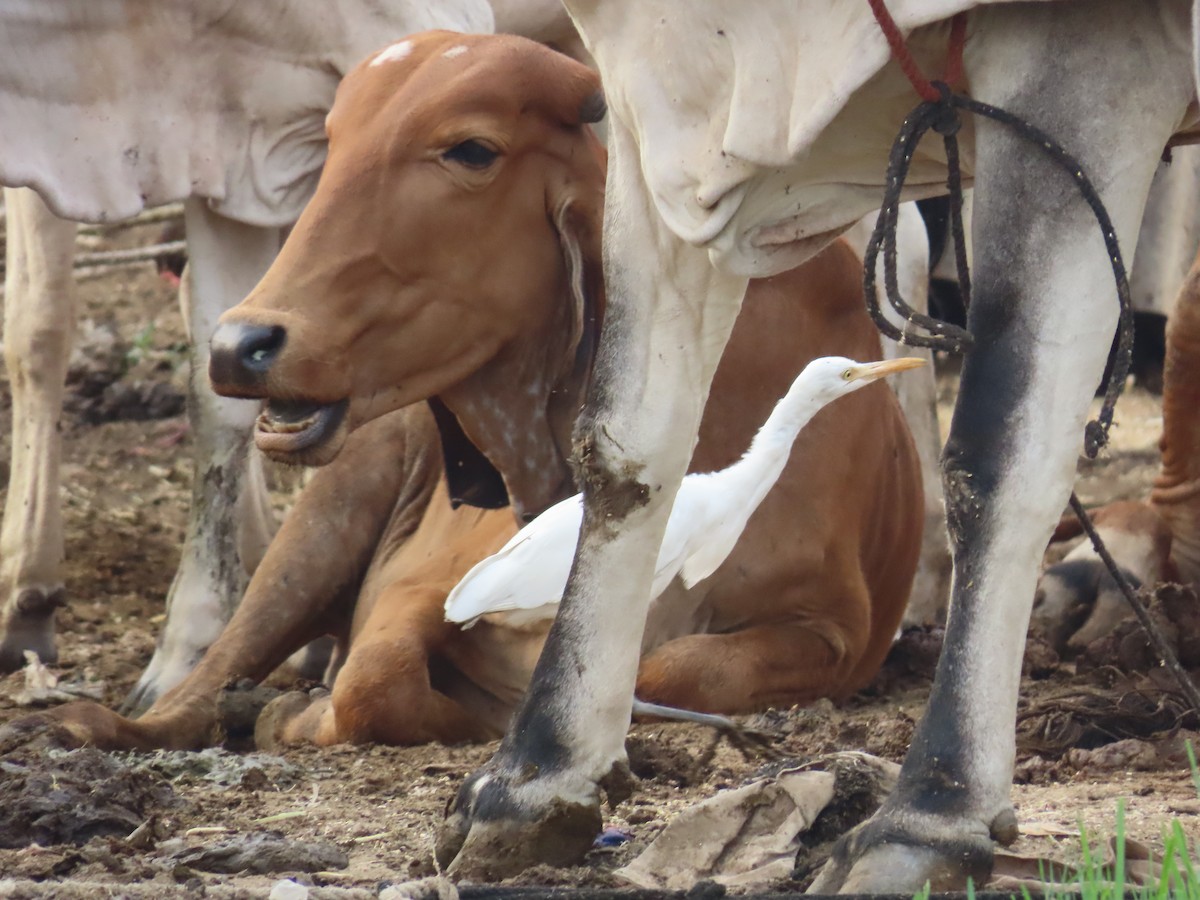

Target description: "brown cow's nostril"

left=239, top=324, right=286, bottom=371
left=210, top=322, right=287, bottom=393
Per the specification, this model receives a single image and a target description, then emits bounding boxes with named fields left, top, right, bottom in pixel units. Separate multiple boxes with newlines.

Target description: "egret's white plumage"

left=445, top=355, right=926, bottom=629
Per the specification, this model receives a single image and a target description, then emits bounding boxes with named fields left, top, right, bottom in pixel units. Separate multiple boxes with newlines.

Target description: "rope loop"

left=863, top=69, right=1135, bottom=457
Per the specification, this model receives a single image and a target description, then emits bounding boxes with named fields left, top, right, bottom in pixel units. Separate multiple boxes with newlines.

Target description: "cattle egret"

left=445, top=355, right=927, bottom=628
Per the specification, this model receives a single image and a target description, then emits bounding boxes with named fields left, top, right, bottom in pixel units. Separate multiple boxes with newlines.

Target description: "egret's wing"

left=667, top=474, right=756, bottom=591
left=678, top=512, right=753, bottom=589
left=650, top=477, right=725, bottom=595
left=444, top=495, right=584, bottom=626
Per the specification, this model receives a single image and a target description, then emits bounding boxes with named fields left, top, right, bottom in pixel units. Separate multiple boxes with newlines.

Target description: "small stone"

left=269, top=879, right=310, bottom=900
left=379, top=876, right=459, bottom=900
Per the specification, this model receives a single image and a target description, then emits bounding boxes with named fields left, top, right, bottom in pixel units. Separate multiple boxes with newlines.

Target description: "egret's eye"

left=842, top=368, right=854, bottom=380
left=443, top=139, right=499, bottom=169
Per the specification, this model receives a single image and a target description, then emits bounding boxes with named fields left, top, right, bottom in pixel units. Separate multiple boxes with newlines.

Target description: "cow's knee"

left=327, top=641, right=419, bottom=744
left=328, top=638, right=486, bottom=745
left=941, top=449, right=992, bottom=560
left=570, top=424, right=653, bottom=527
left=4, top=318, right=74, bottom=390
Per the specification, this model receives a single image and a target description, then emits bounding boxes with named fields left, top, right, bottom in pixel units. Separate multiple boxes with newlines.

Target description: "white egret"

left=445, top=355, right=927, bottom=629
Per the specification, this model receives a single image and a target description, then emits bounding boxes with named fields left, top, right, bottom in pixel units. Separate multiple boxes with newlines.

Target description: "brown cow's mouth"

left=254, top=398, right=348, bottom=463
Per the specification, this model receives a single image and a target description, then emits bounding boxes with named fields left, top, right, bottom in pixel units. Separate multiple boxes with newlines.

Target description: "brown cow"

left=1, top=32, right=922, bottom=750
left=1033, top=247, right=1200, bottom=650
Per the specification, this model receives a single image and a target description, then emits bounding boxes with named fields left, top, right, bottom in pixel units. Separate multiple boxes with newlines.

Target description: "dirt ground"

left=0, top=219, right=1197, bottom=898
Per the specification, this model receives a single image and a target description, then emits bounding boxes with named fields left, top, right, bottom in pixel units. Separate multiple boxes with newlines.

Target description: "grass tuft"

left=906, top=742, right=1200, bottom=899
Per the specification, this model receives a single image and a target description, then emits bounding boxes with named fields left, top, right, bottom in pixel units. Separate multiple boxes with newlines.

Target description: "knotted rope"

left=865, top=2, right=1132, bottom=457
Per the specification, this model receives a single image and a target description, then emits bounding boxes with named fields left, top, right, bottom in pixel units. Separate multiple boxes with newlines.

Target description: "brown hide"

left=214, top=32, right=605, bottom=521
left=11, top=33, right=922, bottom=751
left=1153, top=250, right=1200, bottom=583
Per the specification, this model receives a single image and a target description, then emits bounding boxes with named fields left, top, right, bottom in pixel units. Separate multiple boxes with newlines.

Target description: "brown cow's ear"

left=427, top=396, right=509, bottom=510
left=528, top=42, right=604, bottom=128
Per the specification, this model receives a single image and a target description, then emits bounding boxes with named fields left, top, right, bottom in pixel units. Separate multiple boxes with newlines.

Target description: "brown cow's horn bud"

left=579, top=91, right=607, bottom=124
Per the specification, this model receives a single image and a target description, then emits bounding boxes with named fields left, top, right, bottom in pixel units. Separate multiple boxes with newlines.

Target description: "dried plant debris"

left=116, top=747, right=303, bottom=791
left=163, top=830, right=348, bottom=875
left=0, top=748, right=183, bottom=848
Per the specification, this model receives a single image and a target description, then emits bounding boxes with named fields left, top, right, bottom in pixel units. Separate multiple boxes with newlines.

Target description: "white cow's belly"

left=583, top=6, right=980, bottom=278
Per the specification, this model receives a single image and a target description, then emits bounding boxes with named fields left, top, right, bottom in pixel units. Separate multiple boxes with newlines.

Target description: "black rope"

left=864, top=81, right=1133, bottom=457
left=868, top=79, right=1200, bottom=711
left=1068, top=494, right=1200, bottom=712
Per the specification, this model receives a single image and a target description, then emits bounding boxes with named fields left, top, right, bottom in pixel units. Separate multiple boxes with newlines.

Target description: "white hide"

left=563, top=0, right=1053, bottom=278
left=843, top=203, right=951, bottom=625
left=1130, top=146, right=1200, bottom=317
left=0, top=2, right=495, bottom=225
left=942, top=166, right=1200, bottom=318
left=0, top=0, right=495, bottom=701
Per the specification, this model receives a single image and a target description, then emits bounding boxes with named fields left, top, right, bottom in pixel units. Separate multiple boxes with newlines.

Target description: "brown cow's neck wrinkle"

left=442, top=336, right=579, bottom=519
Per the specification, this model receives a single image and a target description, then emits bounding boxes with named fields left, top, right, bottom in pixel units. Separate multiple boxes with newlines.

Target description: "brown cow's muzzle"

left=210, top=320, right=349, bottom=465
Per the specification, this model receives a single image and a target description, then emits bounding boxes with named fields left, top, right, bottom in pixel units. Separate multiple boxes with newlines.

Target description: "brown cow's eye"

left=443, top=140, right=499, bottom=168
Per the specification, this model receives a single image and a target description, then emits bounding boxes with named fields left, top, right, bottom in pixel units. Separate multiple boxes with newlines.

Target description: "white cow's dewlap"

left=371, top=40, right=413, bottom=67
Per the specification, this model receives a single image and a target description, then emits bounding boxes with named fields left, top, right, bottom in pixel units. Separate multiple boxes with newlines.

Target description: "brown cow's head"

left=210, top=32, right=606, bottom=521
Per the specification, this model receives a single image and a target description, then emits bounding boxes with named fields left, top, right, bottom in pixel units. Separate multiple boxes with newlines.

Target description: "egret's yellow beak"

left=850, top=356, right=927, bottom=383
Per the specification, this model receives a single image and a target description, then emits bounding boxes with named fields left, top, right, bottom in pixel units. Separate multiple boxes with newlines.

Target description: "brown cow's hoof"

left=436, top=764, right=604, bottom=881
left=808, top=805, right=1005, bottom=893
left=255, top=689, right=328, bottom=750
left=0, top=701, right=179, bottom=753
left=0, top=711, right=87, bottom=754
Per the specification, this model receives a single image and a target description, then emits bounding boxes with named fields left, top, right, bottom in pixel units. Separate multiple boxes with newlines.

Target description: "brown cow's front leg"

left=637, top=550, right=908, bottom=712
left=0, top=409, right=426, bottom=752
left=257, top=587, right=498, bottom=748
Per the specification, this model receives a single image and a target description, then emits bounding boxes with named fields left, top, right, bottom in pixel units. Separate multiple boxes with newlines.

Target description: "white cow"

left=437, top=0, right=1199, bottom=891
left=1131, top=146, right=1200, bottom=319
left=0, top=1, right=495, bottom=707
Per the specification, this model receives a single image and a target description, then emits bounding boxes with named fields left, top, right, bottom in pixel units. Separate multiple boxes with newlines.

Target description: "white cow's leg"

left=437, top=118, right=749, bottom=879
left=123, top=200, right=279, bottom=711
left=0, top=188, right=77, bottom=671
left=847, top=204, right=951, bottom=625
left=813, top=3, right=1192, bottom=891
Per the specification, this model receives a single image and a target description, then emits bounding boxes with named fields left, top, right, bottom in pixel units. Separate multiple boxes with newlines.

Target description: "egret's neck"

left=711, top=378, right=829, bottom=512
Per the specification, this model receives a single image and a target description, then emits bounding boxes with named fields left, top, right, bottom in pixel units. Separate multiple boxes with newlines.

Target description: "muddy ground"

left=0, top=219, right=1197, bottom=897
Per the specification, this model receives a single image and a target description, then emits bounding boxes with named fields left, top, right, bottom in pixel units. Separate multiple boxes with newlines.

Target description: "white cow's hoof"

left=0, top=586, right=65, bottom=672
left=436, top=763, right=608, bottom=880
left=808, top=806, right=1011, bottom=894
left=120, top=642, right=207, bottom=715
